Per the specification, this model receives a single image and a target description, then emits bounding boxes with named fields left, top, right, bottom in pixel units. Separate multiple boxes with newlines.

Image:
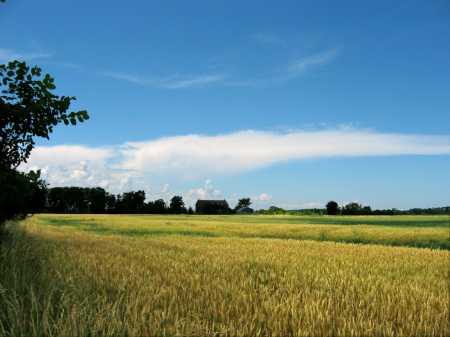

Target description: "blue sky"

left=2, top=0, right=449, bottom=210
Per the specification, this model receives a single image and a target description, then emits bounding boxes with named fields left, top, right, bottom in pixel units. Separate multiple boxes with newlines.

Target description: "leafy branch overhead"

left=0, top=61, right=89, bottom=169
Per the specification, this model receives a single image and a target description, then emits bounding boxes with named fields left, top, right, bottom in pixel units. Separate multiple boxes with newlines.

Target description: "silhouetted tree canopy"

left=169, top=196, right=187, bottom=214
left=326, top=201, right=340, bottom=215
left=1, top=61, right=88, bottom=170
left=235, top=198, right=251, bottom=211
left=1, top=61, right=88, bottom=242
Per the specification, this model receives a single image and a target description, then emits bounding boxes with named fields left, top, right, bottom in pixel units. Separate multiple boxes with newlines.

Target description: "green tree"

left=0, top=60, right=88, bottom=240
left=266, top=206, right=285, bottom=214
left=85, top=187, right=108, bottom=214
left=105, top=194, right=117, bottom=214
left=234, top=198, right=251, bottom=211
left=1, top=61, right=89, bottom=170
left=153, top=199, right=167, bottom=214
left=341, top=202, right=363, bottom=215
left=361, top=205, right=372, bottom=215
left=326, top=201, right=340, bottom=215
left=0, top=169, right=47, bottom=220
left=64, top=187, right=88, bottom=213
left=120, top=190, right=146, bottom=214
left=46, top=187, right=67, bottom=213
left=138, top=201, right=154, bottom=214
left=169, top=196, right=187, bottom=214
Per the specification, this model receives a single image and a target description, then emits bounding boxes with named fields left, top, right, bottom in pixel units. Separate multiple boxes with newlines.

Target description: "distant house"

left=237, top=207, right=254, bottom=215
left=195, top=199, right=230, bottom=214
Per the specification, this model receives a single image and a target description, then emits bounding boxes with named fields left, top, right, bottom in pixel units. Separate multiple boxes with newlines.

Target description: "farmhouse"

left=195, top=199, right=230, bottom=214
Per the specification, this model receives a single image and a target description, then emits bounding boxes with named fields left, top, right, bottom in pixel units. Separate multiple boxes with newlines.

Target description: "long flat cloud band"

left=119, top=129, right=450, bottom=174
left=21, top=128, right=450, bottom=185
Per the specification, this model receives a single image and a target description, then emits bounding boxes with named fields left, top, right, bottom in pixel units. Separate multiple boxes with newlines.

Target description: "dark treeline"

left=44, top=187, right=192, bottom=214
left=257, top=202, right=449, bottom=216
left=256, top=203, right=394, bottom=216
left=394, top=207, right=449, bottom=215
left=330, top=201, right=449, bottom=216
left=324, top=201, right=449, bottom=216
left=256, top=206, right=327, bottom=215
left=35, top=187, right=449, bottom=216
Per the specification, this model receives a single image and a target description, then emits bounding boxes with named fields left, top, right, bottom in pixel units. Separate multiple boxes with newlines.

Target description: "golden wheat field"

left=1, top=214, right=449, bottom=336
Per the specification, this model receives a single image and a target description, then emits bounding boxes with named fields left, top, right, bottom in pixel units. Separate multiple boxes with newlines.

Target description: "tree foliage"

left=326, top=201, right=340, bottom=215
left=153, top=199, right=168, bottom=214
left=234, top=198, right=251, bottom=211
left=86, top=187, right=108, bottom=214
left=138, top=199, right=167, bottom=214
left=169, top=196, right=187, bottom=214
left=0, top=169, right=47, bottom=223
left=0, top=60, right=89, bottom=240
left=1, top=61, right=89, bottom=170
left=120, top=190, right=146, bottom=214
left=341, top=202, right=363, bottom=215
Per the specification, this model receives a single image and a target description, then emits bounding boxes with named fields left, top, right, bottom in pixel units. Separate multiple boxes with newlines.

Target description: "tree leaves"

left=0, top=60, right=89, bottom=169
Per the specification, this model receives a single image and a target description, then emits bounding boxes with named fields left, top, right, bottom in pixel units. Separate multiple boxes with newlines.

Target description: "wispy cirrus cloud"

left=99, top=47, right=339, bottom=89
left=0, top=48, right=55, bottom=63
left=100, top=71, right=224, bottom=89
left=252, top=32, right=283, bottom=46
left=1, top=43, right=338, bottom=89
left=99, top=71, right=152, bottom=85
left=161, top=74, right=224, bottom=89
left=220, top=48, right=340, bottom=87
left=283, top=48, right=340, bottom=79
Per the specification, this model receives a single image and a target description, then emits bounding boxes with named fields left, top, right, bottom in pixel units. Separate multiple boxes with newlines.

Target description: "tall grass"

left=1, top=217, right=449, bottom=336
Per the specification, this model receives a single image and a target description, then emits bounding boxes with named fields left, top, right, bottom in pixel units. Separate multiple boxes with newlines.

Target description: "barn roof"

left=195, top=199, right=230, bottom=214
left=195, top=199, right=229, bottom=206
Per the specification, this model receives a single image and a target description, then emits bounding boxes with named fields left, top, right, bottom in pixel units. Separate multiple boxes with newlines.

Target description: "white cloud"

left=219, top=48, right=341, bottom=87
left=0, top=48, right=54, bottom=63
left=278, top=203, right=302, bottom=210
left=252, top=193, right=273, bottom=201
left=99, top=71, right=150, bottom=85
left=17, top=127, right=450, bottom=198
left=192, top=179, right=222, bottom=200
left=160, top=74, right=224, bottom=89
left=252, top=32, right=282, bottom=45
left=303, top=202, right=325, bottom=209
left=22, top=145, right=113, bottom=166
left=117, top=172, right=135, bottom=192
left=18, top=145, right=123, bottom=192
left=100, top=71, right=224, bottom=89
left=284, top=48, right=340, bottom=79
left=249, top=193, right=274, bottom=209
left=143, top=180, right=222, bottom=208
left=343, top=199, right=359, bottom=206
left=161, top=184, right=172, bottom=196
left=99, top=48, right=338, bottom=89
left=119, top=128, right=450, bottom=180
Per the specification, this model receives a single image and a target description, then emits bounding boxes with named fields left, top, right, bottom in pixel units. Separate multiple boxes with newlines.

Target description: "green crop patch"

left=21, top=214, right=450, bottom=250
